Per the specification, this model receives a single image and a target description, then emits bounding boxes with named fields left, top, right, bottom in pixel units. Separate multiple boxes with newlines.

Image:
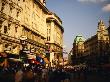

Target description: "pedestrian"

left=22, top=66, right=34, bottom=82
left=14, top=62, right=23, bottom=82
left=15, top=68, right=23, bottom=82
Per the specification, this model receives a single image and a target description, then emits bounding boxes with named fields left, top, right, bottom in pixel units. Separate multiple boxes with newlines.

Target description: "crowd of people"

left=0, top=60, right=72, bottom=82
left=0, top=60, right=110, bottom=82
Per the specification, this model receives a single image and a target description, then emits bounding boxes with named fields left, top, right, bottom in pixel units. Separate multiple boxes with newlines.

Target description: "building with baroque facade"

left=71, top=19, right=110, bottom=65
left=84, top=20, right=109, bottom=65
left=0, top=0, right=64, bottom=67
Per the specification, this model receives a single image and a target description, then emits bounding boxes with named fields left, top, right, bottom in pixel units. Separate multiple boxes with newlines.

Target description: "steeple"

left=97, top=20, right=106, bottom=31
left=98, top=20, right=104, bottom=26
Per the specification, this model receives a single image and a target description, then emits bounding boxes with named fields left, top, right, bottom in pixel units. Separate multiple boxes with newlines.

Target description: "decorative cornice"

left=1, top=33, right=20, bottom=44
left=46, top=17, right=64, bottom=33
left=34, top=0, right=50, bottom=14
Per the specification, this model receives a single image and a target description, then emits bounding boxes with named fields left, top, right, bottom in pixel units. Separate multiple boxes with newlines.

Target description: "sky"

left=46, top=0, right=110, bottom=54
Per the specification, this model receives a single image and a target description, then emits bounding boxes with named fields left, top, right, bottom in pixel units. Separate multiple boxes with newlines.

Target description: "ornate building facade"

left=72, top=35, right=85, bottom=64
left=71, top=19, right=110, bottom=65
left=84, top=20, right=109, bottom=65
left=0, top=0, right=64, bottom=67
left=46, top=12, right=64, bottom=67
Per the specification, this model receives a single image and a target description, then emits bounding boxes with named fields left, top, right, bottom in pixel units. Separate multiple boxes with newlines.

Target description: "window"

left=23, top=0, right=25, bottom=2
left=1, top=3, right=5, bottom=11
left=47, top=36, right=50, bottom=41
left=8, top=23, right=11, bottom=30
left=49, top=29, right=51, bottom=34
left=48, top=36, right=50, bottom=41
left=10, top=7, right=13, bottom=13
left=0, top=20, right=3, bottom=29
left=15, top=26, right=18, bottom=33
left=16, top=11, right=19, bottom=17
left=106, top=37, right=109, bottom=41
left=4, top=26, right=7, bottom=34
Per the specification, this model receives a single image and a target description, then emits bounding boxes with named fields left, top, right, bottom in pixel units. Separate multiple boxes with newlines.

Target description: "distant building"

left=71, top=19, right=110, bottom=65
left=72, top=35, right=85, bottom=64
left=84, top=20, right=109, bottom=65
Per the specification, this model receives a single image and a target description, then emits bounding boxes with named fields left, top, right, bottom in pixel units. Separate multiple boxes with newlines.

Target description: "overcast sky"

left=46, top=0, right=110, bottom=53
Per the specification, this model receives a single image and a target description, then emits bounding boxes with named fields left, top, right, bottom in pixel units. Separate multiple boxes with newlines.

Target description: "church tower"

left=97, top=20, right=106, bottom=31
left=97, top=20, right=108, bottom=41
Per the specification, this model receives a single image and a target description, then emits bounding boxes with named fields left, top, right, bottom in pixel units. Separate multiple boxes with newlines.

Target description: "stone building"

left=0, top=0, right=64, bottom=66
left=84, top=20, right=109, bottom=65
left=71, top=20, right=110, bottom=65
left=46, top=12, right=64, bottom=67
left=72, top=35, right=85, bottom=64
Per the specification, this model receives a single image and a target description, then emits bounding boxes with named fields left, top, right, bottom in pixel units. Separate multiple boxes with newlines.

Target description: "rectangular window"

left=4, top=26, right=7, bottom=34
left=1, top=3, right=5, bottom=11
left=8, top=23, right=11, bottom=30
left=10, top=7, right=13, bottom=13
left=16, top=11, right=19, bottom=17
left=15, top=26, right=18, bottom=33
left=0, top=20, right=3, bottom=29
